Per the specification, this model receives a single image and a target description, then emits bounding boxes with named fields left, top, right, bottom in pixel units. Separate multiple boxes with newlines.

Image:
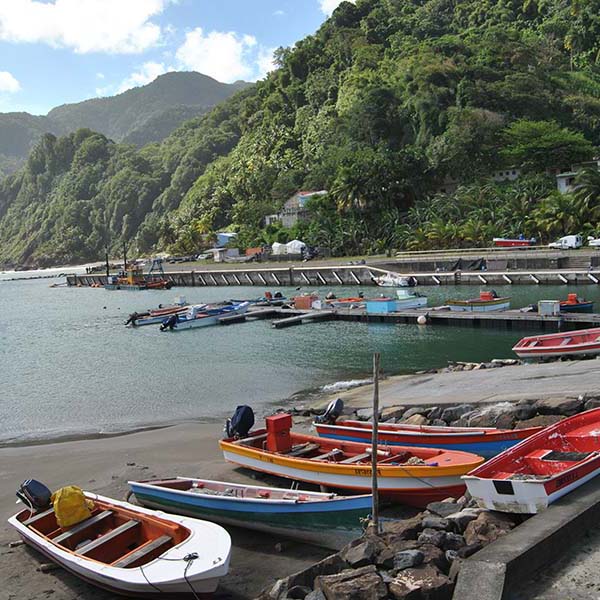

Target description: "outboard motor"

left=16, top=479, right=51, bottom=510
left=160, top=314, right=178, bottom=331
left=315, top=398, right=344, bottom=424
left=125, top=312, right=139, bottom=326
left=225, top=405, right=255, bottom=439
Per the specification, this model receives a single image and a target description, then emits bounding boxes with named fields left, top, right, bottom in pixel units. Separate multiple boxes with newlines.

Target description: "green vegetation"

left=2, top=0, right=600, bottom=267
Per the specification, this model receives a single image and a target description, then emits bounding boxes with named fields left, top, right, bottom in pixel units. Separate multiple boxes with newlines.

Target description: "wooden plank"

left=54, top=511, right=113, bottom=545
left=78, top=520, right=140, bottom=555
left=24, top=507, right=55, bottom=527
left=287, top=443, right=320, bottom=457
left=113, top=535, right=171, bottom=568
left=340, top=452, right=370, bottom=464
left=313, top=449, right=343, bottom=461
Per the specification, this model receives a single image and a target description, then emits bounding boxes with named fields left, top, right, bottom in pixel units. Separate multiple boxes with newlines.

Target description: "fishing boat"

left=128, top=477, right=371, bottom=550
left=492, top=237, right=536, bottom=248
left=125, top=297, right=190, bottom=326
left=8, top=491, right=231, bottom=596
left=105, top=258, right=172, bottom=291
left=229, top=292, right=288, bottom=307
left=371, top=273, right=418, bottom=287
left=325, top=296, right=366, bottom=309
left=463, top=408, right=600, bottom=513
left=559, top=293, right=594, bottom=313
left=314, top=420, right=542, bottom=459
left=220, top=413, right=484, bottom=507
left=160, top=301, right=250, bottom=330
left=395, top=289, right=428, bottom=309
left=447, top=291, right=510, bottom=312
left=512, top=327, right=600, bottom=359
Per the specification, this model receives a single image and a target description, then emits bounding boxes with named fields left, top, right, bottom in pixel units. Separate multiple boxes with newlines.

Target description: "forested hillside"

left=0, top=72, right=247, bottom=180
left=2, top=0, right=600, bottom=267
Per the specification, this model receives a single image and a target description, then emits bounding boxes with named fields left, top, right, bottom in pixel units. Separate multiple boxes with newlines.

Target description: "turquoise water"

left=1, top=276, right=599, bottom=445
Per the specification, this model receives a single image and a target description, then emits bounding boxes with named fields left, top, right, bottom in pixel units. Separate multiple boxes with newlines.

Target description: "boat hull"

left=166, top=302, right=249, bottom=330
left=560, top=302, right=594, bottom=313
left=129, top=480, right=370, bottom=550
left=447, top=299, right=510, bottom=312
left=395, top=297, right=428, bottom=310
left=315, top=422, right=541, bottom=459
left=513, top=327, right=600, bottom=359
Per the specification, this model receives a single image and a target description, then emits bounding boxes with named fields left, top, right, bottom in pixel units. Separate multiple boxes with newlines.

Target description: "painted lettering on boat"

left=354, top=468, right=381, bottom=476
left=554, top=471, right=578, bottom=490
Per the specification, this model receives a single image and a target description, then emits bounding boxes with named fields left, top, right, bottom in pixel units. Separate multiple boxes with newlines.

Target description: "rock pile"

left=258, top=496, right=519, bottom=600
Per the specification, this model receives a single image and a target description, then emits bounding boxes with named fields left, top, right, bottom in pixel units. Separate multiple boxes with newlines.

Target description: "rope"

left=140, top=552, right=202, bottom=599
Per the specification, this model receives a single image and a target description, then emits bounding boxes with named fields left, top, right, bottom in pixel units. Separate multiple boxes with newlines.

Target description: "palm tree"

left=573, top=166, right=600, bottom=224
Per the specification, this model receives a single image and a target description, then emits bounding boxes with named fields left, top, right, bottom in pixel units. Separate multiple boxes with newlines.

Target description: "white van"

left=548, top=235, right=583, bottom=249
left=588, top=236, right=600, bottom=248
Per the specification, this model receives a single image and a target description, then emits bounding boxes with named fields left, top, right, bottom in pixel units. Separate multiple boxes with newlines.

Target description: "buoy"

left=417, top=315, right=427, bottom=325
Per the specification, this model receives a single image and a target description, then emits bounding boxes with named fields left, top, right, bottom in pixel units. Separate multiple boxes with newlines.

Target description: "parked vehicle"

left=588, top=236, right=600, bottom=248
left=548, top=235, right=583, bottom=249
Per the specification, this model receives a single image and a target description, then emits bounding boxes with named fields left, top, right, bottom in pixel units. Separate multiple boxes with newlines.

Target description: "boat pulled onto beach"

left=447, top=290, right=510, bottom=312
left=220, top=413, right=484, bottom=507
left=512, top=327, right=600, bottom=359
left=160, top=301, right=250, bottom=330
left=8, top=490, right=231, bottom=596
left=314, top=420, right=542, bottom=459
left=463, top=408, right=600, bottom=513
left=128, top=477, right=371, bottom=550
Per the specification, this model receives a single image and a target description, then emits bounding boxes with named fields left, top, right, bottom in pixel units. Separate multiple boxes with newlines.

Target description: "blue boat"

left=159, top=301, right=250, bottom=330
left=128, top=477, right=371, bottom=549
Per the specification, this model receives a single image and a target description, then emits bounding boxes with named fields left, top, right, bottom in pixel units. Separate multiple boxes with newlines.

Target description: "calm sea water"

left=2, top=273, right=599, bottom=445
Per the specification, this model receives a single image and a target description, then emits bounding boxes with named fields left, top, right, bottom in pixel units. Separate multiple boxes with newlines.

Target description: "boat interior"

left=139, top=478, right=335, bottom=502
left=17, top=500, right=188, bottom=568
left=516, top=328, right=600, bottom=349
left=231, top=429, right=457, bottom=467
left=486, top=421, right=600, bottom=480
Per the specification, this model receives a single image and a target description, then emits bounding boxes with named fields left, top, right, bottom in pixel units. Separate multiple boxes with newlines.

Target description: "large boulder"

left=445, top=509, right=480, bottom=533
left=394, top=549, right=424, bottom=571
left=417, top=528, right=446, bottom=547
left=534, top=396, right=584, bottom=416
left=382, top=406, right=407, bottom=421
left=463, top=512, right=516, bottom=547
left=426, top=501, right=460, bottom=519
left=381, top=514, right=424, bottom=541
left=315, top=565, right=387, bottom=600
left=421, top=516, right=451, bottom=531
left=440, top=404, right=474, bottom=423
left=403, top=414, right=429, bottom=426
left=584, top=395, right=600, bottom=412
left=388, top=563, right=453, bottom=600
left=416, top=543, right=448, bottom=573
left=442, top=533, right=466, bottom=552
left=403, top=407, right=428, bottom=419
left=464, top=402, right=518, bottom=429
left=341, top=540, right=377, bottom=568
left=514, top=414, right=564, bottom=429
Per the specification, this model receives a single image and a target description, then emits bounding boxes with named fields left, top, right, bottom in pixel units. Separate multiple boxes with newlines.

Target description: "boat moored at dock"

left=160, top=301, right=250, bottom=330
left=314, top=420, right=542, bottom=459
left=128, top=477, right=371, bottom=550
left=447, top=291, right=510, bottom=312
left=559, top=293, right=594, bottom=313
left=512, top=327, right=600, bottom=359
left=463, top=408, right=600, bottom=513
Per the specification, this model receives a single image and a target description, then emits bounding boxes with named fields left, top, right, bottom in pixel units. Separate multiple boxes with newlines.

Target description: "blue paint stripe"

left=129, top=485, right=372, bottom=514
left=318, top=433, right=517, bottom=459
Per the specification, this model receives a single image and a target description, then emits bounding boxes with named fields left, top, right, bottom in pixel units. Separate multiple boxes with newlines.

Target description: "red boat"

left=512, top=327, right=600, bottom=359
left=493, top=237, right=536, bottom=247
left=463, top=408, right=600, bottom=513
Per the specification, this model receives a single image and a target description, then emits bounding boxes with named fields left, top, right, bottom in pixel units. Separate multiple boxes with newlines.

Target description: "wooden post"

left=105, top=248, right=110, bottom=277
left=371, top=352, right=380, bottom=534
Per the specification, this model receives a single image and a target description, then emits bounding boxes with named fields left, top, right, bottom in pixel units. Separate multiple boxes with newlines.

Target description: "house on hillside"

left=265, top=190, right=328, bottom=228
left=556, top=160, right=600, bottom=194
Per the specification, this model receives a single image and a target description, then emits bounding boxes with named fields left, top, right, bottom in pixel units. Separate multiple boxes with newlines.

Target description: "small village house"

left=265, top=190, right=328, bottom=228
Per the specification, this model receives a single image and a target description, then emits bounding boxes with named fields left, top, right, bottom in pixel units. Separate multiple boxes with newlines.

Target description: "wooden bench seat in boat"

left=113, top=535, right=172, bottom=568
left=24, top=507, right=54, bottom=527
left=78, top=520, right=140, bottom=556
left=340, top=452, right=371, bottom=464
left=559, top=338, right=572, bottom=346
left=287, top=443, right=320, bottom=457
left=313, top=449, right=343, bottom=461
left=233, top=433, right=267, bottom=446
left=53, top=510, right=113, bottom=545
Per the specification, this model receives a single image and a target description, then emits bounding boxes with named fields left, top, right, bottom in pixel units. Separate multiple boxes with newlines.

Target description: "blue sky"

left=0, top=0, right=350, bottom=115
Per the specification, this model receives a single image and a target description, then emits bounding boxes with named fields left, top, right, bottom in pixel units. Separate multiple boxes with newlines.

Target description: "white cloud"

left=319, top=0, right=355, bottom=15
left=116, top=61, right=169, bottom=93
left=0, top=71, right=21, bottom=93
left=96, top=72, right=105, bottom=79
left=273, top=10, right=285, bottom=16
left=176, top=27, right=265, bottom=82
left=0, top=0, right=168, bottom=54
left=256, top=47, right=276, bottom=79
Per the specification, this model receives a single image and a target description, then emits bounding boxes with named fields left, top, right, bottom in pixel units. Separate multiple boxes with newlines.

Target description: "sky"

left=0, top=0, right=352, bottom=115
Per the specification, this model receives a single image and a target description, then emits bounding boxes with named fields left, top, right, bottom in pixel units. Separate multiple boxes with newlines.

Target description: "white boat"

left=395, top=289, right=428, bottom=309
left=8, top=492, right=231, bottom=596
left=371, top=273, right=417, bottom=287
left=160, top=301, right=250, bottom=331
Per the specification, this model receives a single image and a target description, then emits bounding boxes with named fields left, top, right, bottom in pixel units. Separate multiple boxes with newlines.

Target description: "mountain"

left=0, top=72, right=249, bottom=176
left=1, top=0, right=600, bottom=268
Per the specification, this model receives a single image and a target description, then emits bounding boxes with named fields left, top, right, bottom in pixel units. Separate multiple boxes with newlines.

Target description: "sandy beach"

left=0, top=422, right=331, bottom=600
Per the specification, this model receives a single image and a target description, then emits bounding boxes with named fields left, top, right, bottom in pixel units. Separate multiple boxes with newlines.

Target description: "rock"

left=514, top=403, right=536, bottom=421
left=446, top=509, right=480, bottom=533
left=341, top=540, right=376, bottom=568
left=417, top=528, right=446, bottom=547
left=426, top=501, right=460, bottom=519
left=429, top=419, right=447, bottom=427
left=394, top=549, right=424, bottom=571
left=287, top=585, right=312, bottom=599
left=381, top=515, right=424, bottom=541
left=305, top=591, right=326, bottom=600
left=315, top=565, right=387, bottom=600
left=355, top=408, right=375, bottom=421
left=388, top=564, right=453, bottom=600
left=584, top=397, right=600, bottom=412
left=403, top=414, right=429, bottom=426
left=491, top=358, right=519, bottom=366
left=440, top=404, right=474, bottom=423
left=465, top=402, right=518, bottom=429
left=283, top=553, right=349, bottom=594
left=416, top=543, right=448, bottom=573
left=381, top=406, right=407, bottom=421
left=421, top=516, right=451, bottom=531
left=442, top=533, right=466, bottom=551
left=380, top=570, right=395, bottom=584
left=464, top=512, right=516, bottom=547
left=427, top=406, right=443, bottom=421
left=403, top=407, right=428, bottom=419
left=514, top=414, right=564, bottom=429
left=445, top=549, right=458, bottom=563
left=534, top=396, right=584, bottom=416
left=448, top=557, right=464, bottom=583
left=457, top=542, right=483, bottom=558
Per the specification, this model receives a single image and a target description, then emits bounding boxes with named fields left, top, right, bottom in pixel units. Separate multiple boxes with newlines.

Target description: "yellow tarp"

left=52, top=486, right=95, bottom=528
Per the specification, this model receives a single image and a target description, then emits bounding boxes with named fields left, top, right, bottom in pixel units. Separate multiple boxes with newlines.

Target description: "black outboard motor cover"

left=315, top=398, right=344, bottom=424
left=17, top=479, right=51, bottom=510
left=225, top=405, right=255, bottom=439
left=160, top=314, right=178, bottom=331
